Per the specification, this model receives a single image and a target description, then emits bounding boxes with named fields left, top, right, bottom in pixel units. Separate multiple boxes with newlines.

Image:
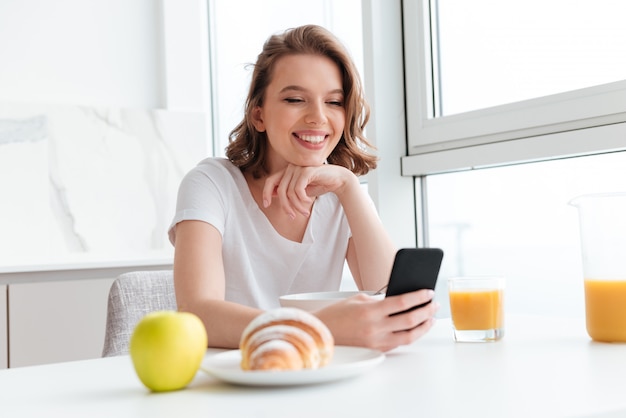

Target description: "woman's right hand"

left=314, top=289, right=440, bottom=352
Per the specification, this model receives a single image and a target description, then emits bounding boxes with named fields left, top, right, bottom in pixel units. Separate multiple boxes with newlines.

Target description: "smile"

left=295, top=133, right=327, bottom=144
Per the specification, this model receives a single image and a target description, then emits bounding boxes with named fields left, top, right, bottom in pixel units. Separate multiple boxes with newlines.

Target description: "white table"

left=2, top=315, right=625, bottom=418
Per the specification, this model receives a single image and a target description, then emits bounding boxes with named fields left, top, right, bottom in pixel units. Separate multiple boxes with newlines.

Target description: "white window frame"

left=402, top=0, right=626, bottom=176
left=161, top=0, right=214, bottom=155
left=361, top=0, right=419, bottom=248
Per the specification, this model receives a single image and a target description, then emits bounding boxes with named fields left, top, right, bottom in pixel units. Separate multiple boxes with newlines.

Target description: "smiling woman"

left=0, top=0, right=371, bottom=370
left=169, top=23, right=438, bottom=353
left=249, top=54, right=346, bottom=171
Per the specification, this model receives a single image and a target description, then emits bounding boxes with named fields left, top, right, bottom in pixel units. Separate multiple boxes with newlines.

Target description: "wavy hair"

left=225, top=24, right=378, bottom=178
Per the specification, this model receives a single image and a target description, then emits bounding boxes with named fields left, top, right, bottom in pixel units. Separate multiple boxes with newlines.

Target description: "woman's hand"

left=262, top=164, right=355, bottom=218
left=314, top=289, right=440, bottom=352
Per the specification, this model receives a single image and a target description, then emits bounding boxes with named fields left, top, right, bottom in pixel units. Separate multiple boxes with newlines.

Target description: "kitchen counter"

left=0, top=254, right=172, bottom=284
left=1, top=315, right=624, bottom=417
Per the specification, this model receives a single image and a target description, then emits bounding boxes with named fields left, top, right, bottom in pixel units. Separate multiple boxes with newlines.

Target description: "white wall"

left=0, top=0, right=414, bottom=256
left=0, top=1, right=213, bottom=266
left=0, top=0, right=166, bottom=108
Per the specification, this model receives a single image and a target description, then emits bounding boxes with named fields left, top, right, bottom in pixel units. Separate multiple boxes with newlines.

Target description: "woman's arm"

left=261, top=164, right=439, bottom=351
left=261, top=163, right=396, bottom=291
left=336, top=173, right=397, bottom=292
left=172, top=220, right=261, bottom=348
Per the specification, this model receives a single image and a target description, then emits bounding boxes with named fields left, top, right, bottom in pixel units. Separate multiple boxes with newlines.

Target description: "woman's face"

left=252, top=54, right=346, bottom=173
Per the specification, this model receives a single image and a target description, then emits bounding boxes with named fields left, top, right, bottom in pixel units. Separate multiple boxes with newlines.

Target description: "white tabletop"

left=2, top=315, right=625, bottom=418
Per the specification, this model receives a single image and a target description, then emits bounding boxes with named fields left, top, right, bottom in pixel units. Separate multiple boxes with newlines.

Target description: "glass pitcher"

left=570, top=192, right=626, bottom=342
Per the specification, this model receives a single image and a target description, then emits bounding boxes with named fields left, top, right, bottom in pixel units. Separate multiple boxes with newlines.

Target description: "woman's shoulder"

left=185, top=157, right=243, bottom=183
left=177, top=157, right=244, bottom=196
left=193, top=157, right=236, bottom=173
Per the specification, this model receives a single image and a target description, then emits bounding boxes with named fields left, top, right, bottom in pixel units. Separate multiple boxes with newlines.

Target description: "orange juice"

left=449, top=289, right=504, bottom=330
left=584, top=279, right=626, bottom=342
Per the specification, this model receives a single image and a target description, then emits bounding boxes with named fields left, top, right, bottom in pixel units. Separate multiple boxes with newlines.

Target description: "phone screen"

left=385, top=248, right=444, bottom=314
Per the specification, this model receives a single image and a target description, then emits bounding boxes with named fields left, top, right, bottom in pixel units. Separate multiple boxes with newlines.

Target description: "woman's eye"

left=285, top=98, right=304, bottom=103
left=327, top=100, right=343, bottom=107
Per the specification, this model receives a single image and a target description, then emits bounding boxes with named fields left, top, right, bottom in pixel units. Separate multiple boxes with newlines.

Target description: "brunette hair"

left=226, top=24, right=378, bottom=178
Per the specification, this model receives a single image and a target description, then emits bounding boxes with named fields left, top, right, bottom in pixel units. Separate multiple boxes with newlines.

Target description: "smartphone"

left=385, top=248, right=444, bottom=314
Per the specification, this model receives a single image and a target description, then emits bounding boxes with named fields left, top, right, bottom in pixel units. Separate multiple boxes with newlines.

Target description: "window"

left=427, top=151, right=626, bottom=318
left=402, top=0, right=626, bottom=168
left=434, top=0, right=626, bottom=116
left=395, top=0, right=626, bottom=318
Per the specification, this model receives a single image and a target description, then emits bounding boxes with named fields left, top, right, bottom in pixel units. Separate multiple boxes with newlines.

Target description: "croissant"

left=239, top=307, right=334, bottom=371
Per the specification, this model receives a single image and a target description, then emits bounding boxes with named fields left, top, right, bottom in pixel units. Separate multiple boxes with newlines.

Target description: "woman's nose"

left=304, top=101, right=327, bottom=125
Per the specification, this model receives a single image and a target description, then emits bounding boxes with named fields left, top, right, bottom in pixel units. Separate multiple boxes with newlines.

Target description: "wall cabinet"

left=0, top=259, right=173, bottom=368
left=8, top=278, right=115, bottom=368
left=1, top=285, right=7, bottom=368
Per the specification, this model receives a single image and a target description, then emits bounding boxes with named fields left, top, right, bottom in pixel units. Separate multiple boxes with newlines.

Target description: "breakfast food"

left=239, top=307, right=334, bottom=371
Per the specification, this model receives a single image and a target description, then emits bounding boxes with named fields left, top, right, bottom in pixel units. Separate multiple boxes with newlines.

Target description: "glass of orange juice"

left=448, top=277, right=505, bottom=342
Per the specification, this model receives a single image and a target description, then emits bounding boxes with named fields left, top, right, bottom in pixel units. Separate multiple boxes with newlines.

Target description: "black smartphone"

left=385, top=248, right=444, bottom=314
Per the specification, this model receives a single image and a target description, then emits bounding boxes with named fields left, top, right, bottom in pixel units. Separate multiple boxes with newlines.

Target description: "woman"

left=168, top=24, right=438, bottom=352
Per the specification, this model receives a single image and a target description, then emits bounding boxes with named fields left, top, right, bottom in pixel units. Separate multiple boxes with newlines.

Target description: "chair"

left=102, top=270, right=177, bottom=357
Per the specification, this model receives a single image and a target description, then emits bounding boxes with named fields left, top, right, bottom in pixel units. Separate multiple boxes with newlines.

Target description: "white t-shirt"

left=168, top=158, right=351, bottom=309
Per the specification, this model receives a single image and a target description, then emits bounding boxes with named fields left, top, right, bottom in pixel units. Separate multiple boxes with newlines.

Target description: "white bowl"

left=279, top=290, right=384, bottom=312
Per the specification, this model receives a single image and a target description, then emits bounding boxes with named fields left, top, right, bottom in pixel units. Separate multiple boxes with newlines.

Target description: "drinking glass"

left=448, top=276, right=505, bottom=342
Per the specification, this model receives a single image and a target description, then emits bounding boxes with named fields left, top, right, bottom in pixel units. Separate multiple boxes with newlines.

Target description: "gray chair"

left=102, top=270, right=177, bottom=357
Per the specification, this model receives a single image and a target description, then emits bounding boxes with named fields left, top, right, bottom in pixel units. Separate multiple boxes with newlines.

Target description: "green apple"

left=130, top=310, right=208, bottom=392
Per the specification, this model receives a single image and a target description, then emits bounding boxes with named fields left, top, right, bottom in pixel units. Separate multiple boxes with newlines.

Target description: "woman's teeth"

left=298, top=134, right=325, bottom=144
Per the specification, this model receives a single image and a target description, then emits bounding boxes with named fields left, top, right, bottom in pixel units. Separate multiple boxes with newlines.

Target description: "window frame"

left=402, top=0, right=626, bottom=176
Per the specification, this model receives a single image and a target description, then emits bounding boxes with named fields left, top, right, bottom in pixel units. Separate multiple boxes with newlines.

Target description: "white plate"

left=200, top=346, right=385, bottom=387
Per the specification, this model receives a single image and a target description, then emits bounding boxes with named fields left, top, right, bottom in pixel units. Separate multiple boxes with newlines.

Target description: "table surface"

left=2, top=315, right=625, bottom=418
